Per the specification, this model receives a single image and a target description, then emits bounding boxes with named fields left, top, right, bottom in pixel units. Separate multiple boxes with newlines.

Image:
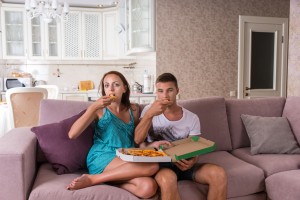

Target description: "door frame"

left=237, top=16, right=288, bottom=99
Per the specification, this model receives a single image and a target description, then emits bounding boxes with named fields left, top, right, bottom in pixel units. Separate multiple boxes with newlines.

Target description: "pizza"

left=125, top=149, right=167, bottom=157
left=109, top=93, right=117, bottom=100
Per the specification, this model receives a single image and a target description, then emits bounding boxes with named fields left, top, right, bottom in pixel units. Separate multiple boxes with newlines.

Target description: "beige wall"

left=288, top=0, right=300, bottom=96
left=156, top=0, right=289, bottom=100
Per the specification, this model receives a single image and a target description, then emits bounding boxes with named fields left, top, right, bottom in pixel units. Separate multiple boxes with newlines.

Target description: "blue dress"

left=86, top=108, right=135, bottom=174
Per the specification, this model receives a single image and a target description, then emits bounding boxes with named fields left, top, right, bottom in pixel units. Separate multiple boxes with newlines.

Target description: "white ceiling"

left=1, top=0, right=120, bottom=8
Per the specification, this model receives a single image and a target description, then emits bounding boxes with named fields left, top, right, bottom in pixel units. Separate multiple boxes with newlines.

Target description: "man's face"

left=156, top=81, right=179, bottom=102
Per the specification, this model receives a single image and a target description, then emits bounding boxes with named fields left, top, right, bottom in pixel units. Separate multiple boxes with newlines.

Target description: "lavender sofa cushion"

left=178, top=97, right=232, bottom=151
left=226, top=97, right=286, bottom=149
left=241, top=114, right=300, bottom=155
left=232, top=147, right=300, bottom=177
left=266, top=170, right=300, bottom=200
left=29, top=164, right=145, bottom=200
left=31, top=110, right=94, bottom=175
left=197, top=151, right=265, bottom=198
left=282, top=96, right=300, bottom=144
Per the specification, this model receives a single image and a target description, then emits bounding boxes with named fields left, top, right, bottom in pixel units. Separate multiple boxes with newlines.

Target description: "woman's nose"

left=110, top=85, right=115, bottom=91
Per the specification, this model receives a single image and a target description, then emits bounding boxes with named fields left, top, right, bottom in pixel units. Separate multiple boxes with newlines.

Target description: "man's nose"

left=163, top=92, right=169, bottom=98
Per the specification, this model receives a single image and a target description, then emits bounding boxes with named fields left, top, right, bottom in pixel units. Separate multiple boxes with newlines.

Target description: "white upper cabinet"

left=1, top=4, right=120, bottom=61
left=102, top=11, right=119, bottom=59
left=28, top=17, right=61, bottom=60
left=62, top=11, right=103, bottom=60
left=1, top=6, right=27, bottom=59
left=125, top=0, right=155, bottom=55
left=83, top=12, right=103, bottom=59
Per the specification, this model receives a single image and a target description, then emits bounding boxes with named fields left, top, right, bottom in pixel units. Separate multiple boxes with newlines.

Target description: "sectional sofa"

left=0, top=96, right=300, bottom=200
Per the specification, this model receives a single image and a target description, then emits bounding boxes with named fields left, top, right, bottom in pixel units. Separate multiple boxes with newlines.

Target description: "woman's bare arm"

left=68, top=96, right=112, bottom=139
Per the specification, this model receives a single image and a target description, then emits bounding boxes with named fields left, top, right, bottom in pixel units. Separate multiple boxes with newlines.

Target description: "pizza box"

left=116, top=136, right=216, bottom=162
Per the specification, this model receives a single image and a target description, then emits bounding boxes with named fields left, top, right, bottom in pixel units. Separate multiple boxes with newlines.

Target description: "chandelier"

left=25, top=0, right=69, bottom=23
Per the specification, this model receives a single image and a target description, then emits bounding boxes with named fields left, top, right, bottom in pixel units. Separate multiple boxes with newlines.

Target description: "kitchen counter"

left=59, top=90, right=157, bottom=103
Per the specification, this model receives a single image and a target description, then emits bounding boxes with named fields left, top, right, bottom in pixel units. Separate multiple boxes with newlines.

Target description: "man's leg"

left=194, top=163, right=227, bottom=200
left=155, top=168, right=181, bottom=200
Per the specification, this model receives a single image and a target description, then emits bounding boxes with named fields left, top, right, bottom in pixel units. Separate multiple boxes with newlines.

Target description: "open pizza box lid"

left=116, top=136, right=216, bottom=162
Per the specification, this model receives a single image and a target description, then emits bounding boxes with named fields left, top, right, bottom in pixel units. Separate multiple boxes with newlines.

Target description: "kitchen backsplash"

left=0, top=56, right=156, bottom=92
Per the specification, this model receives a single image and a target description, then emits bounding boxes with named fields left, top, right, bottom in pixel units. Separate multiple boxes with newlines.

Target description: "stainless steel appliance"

left=4, top=77, right=33, bottom=91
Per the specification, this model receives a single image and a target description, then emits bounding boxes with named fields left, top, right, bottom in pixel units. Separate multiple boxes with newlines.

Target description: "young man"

left=135, top=73, right=227, bottom=200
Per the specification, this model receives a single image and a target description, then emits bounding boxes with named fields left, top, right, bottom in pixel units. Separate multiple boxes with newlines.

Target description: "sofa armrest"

left=0, top=127, right=37, bottom=200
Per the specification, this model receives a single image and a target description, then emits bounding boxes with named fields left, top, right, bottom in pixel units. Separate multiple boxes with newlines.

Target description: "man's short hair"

left=156, top=73, right=178, bottom=88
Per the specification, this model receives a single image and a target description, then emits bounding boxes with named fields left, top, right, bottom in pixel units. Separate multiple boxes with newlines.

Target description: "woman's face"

left=103, top=74, right=127, bottom=100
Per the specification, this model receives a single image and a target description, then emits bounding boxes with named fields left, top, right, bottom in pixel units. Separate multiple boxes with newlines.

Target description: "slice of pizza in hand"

left=109, top=93, right=117, bottom=100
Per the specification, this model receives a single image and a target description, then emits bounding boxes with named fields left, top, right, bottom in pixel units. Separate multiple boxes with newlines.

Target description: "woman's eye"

left=104, top=84, right=109, bottom=88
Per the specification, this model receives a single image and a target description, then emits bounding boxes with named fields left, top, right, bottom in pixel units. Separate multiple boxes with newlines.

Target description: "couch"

left=1, top=96, right=300, bottom=200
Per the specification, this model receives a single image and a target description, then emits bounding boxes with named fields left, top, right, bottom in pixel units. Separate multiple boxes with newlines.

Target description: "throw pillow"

left=241, top=114, right=300, bottom=155
left=31, top=109, right=94, bottom=175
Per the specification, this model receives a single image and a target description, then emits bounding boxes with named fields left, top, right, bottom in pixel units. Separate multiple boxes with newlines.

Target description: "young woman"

left=66, top=71, right=158, bottom=199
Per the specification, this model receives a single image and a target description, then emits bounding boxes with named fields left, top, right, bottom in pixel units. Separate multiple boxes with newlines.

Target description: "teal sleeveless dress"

left=86, top=108, right=135, bottom=174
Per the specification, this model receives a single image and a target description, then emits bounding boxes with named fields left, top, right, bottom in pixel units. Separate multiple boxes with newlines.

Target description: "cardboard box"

left=116, top=136, right=216, bottom=162
left=79, top=80, right=94, bottom=91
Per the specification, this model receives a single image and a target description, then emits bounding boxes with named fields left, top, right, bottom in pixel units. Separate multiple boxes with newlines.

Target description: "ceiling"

left=1, top=0, right=120, bottom=8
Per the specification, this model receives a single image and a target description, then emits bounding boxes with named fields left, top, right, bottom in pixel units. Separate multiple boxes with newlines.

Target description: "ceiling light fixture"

left=25, top=0, right=69, bottom=23
left=97, top=0, right=119, bottom=8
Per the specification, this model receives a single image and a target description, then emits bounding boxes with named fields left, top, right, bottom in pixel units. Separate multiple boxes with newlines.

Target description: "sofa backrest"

left=225, top=97, right=286, bottom=149
left=36, top=99, right=92, bottom=163
left=178, top=97, right=232, bottom=151
left=39, top=99, right=92, bottom=125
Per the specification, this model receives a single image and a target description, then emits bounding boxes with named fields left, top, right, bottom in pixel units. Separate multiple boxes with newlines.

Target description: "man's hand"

left=174, top=156, right=198, bottom=171
left=147, top=140, right=172, bottom=149
left=145, top=99, right=173, bottom=118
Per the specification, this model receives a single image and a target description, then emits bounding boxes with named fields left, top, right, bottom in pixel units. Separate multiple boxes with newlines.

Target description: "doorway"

left=237, top=16, right=288, bottom=99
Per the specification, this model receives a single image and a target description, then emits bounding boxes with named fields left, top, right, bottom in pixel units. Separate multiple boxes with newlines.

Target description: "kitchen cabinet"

left=61, top=93, right=88, bottom=101
left=130, top=94, right=156, bottom=104
left=102, top=11, right=119, bottom=59
left=62, top=10, right=103, bottom=60
left=125, top=0, right=155, bottom=55
left=1, top=6, right=27, bottom=59
left=28, top=17, right=61, bottom=60
left=1, top=4, right=120, bottom=61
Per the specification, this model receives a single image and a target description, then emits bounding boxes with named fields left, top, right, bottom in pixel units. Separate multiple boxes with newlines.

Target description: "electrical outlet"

left=230, top=91, right=236, bottom=97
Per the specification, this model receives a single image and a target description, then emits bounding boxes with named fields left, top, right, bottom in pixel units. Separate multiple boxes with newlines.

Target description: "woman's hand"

left=174, top=156, right=198, bottom=171
left=90, top=96, right=113, bottom=111
left=148, top=140, right=172, bottom=149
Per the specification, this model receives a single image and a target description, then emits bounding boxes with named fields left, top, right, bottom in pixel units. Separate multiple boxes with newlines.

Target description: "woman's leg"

left=118, top=177, right=158, bottom=199
left=67, top=157, right=158, bottom=190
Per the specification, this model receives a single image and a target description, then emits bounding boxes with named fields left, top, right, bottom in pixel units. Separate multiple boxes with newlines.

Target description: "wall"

left=156, top=0, right=290, bottom=100
left=288, top=0, right=300, bottom=96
